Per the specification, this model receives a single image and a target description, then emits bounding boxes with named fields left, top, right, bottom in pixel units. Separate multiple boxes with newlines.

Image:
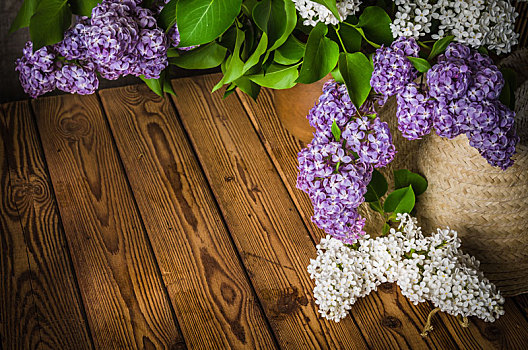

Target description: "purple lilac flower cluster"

left=428, top=44, right=518, bottom=169
left=297, top=81, right=396, bottom=244
left=370, top=37, right=420, bottom=103
left=16, top=0, right=194, bottom=98
left=372, top=39, right=518, bottom=169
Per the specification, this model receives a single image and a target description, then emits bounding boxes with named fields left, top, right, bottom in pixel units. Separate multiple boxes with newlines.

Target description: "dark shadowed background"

left=1, top=0, right=527, bottom=103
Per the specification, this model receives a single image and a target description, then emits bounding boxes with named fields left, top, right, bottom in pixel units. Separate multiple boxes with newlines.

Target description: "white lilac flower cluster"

left=292, top=0, right=362, bottom=26
left=308, top=214, right=505, bottom=323
left=390, top=0, right=520, bottom=54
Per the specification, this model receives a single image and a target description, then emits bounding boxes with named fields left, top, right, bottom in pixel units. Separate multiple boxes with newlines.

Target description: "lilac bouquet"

left=297, top=81, right=396, bottom=242
left=10, top=0, right=524, bottom=102
left=297, top=37, right=519, bottom=246
left=371, top=39, right=519, bottom=169
left=13, top=0, right=191, bottom=98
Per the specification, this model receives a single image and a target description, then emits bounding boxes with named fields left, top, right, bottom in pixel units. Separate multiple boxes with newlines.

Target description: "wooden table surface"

left=1, top=74, right=527, bottom=349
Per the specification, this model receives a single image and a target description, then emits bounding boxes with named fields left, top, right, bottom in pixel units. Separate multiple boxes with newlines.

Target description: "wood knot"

left=11, top=177, right=48, bottom=204
left=58, top=115, right=92, bottom=140
left=220, top=282, right=237, bottom=305
left=274, top=287, right=308, bottom=316
left=224, top=176, right=235, bottom=182
left=382, top=315, right=402, bottom=329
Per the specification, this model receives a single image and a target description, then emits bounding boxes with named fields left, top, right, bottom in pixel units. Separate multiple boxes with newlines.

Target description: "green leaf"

left=499, top=67, right=516, bottom=110
left=427, top=36, right=454, bottom=60
left=356, top=6, right=392, bottom=46
left=218, top=26, right=237, bottom=51
left=242, top=33, right=268, bottom=73
left=234, top=76, right=261, bottom=100
left=330, top=24, right=362, bottom=52
left=167, top=48, right=180, bottom=58
left=158, top=0, right=177, bottom=30
left=9, top=0, right=39, bottom=33
left=384, top=186, right=416, bottom=214
left=393, top=169, right=428, bottom=196
left=349, top=26, right=380, bottom=49
left=275, top=35, right=305, bottom=65
left=331, top=120, right=341, bottom=142
left=141, top=75, right=164, bottom=97
left=163, top=77, right=176, bottom=96
left=297, top=22, right=339, bottom=84
left=29, top=0, right=71, bottom=50
left=331, top=65, right=344, bottom=83
left=253, top=0, right=297, bottom=51
left=364, top=169, right=388, bottom=202
left=143, top=69, right=174, bottom=97
left=242, top=0, right=258, bottom=16
left=382, top=223, right=390, bottom=235
left=311, top=0, right=340, bottom=21
left=477, top=46, right=489, bottom=55
left=68, top=0, right=99, bottom=16
left=339, top=52, right=373, bottom=109
left=169, top=42, right=227, bottom=69
left=247, top=63, right=299, bottom=89
left=407, top=57, right=431, bottom=73
left=223, top=83, right=237, bottom=98
left=212, top=27, right=245, bottom=92
left=176, top=0, right=242, bottom=46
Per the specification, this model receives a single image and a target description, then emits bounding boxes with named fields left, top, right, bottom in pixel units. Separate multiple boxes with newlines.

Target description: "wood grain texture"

left=0, top=102, right=93, bottom=349
left=237, top=86, right=528, bottom=349
left=98, top=85, right=277, bottom=349
left=170, top=75, right=370, bottom=349
left=31, top=94, right=185, bottom=350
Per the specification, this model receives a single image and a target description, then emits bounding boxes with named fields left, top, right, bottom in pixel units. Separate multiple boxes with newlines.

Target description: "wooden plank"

left=237, top=87, right=528, bottom=349
left=32, top=94, right=185, bottom=350
left=170, top=75, right=372, bottom=349
left=98, top=85, right=277, bottom=349
left=238, top=86, right=528, bottom=349
left=0, top=102, right=93, bottom=349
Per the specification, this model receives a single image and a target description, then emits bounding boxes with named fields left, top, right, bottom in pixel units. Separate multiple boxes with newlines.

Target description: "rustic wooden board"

left=237, top=87, right=528, bottom=349
left=98, top=85, right=277, bottom=349
left=170, top=75, right=372, bottom=349
left=32, top=94, right=185, bottom=349
left=0, top=103, right=93, bottom=349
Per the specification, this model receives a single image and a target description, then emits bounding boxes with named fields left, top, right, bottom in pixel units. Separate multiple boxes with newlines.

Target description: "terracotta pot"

left=273, top=76, right=330, bottom=144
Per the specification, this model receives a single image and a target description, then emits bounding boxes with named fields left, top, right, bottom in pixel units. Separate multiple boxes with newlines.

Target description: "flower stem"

left=334, top=24, right=348, bottom=54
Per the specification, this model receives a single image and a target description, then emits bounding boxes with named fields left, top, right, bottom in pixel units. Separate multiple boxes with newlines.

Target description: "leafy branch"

left=364, top=169, right=428, bottom=235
